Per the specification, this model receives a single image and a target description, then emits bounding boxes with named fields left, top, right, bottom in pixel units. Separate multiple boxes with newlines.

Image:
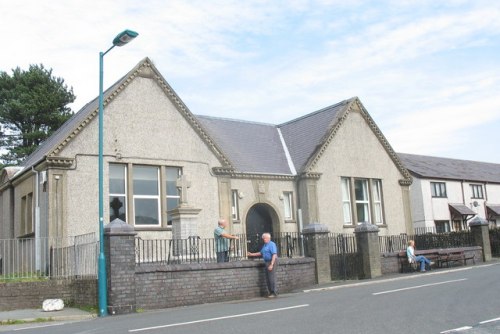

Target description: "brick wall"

left=0, top=278, right=97, bottom=311
left=135, top=258, right=315, bottom=310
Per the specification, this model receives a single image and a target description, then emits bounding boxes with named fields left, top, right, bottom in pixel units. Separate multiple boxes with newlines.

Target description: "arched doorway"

left=245, top=203, right=278, bottom=253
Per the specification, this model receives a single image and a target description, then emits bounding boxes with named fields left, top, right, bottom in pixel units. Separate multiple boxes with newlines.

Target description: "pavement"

left=0, top=307, right=96, bottom=325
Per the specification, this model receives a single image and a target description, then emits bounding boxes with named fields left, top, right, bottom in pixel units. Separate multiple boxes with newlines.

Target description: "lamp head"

left=112, top=29, right=139, bottom=47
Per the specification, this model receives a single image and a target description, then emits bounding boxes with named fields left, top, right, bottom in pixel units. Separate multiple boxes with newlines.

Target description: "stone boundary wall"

left=0, top=278, right=97, bottom=311
left=135, top=257, right=315, bottom=310
left=380, top=246, right=483, bottom=274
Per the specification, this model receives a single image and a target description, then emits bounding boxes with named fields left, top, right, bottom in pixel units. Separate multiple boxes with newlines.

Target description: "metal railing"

left=0, top=233, right=98, bottom=280
left=328, top=233, right=360, bottom=280
left=379, top=230, right=474, bottom=253
left=490, top=227, right=500, bottom=257
left=135, top=232, right=305, bottom=265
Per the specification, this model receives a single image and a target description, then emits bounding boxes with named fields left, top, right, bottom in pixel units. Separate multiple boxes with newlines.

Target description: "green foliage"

left=0, top=64, right=75, bottom=165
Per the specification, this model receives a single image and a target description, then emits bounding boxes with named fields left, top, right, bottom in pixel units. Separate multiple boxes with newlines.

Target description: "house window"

left=133, top=165, right=160, bottom=226
left=283, top=191, right=293, bottom=220
left=231, top=190, right=240, bottom=221
left=372, top=179, right=384, bottom=225
left=470, top=184, right=483, bottom=199
left=354, top=179, right=370, bottom=223
left=342, top=177, right=385, bottom=226
left=20, top=193, right=33, bottom=235
left=341, top=177, right=352, bottom=225
left=109, top=164, right=127, bottom=222
left=431, top=182, right=447, bottom=198
left=435, top=220, right=450, bottom=234
left=166, top=167, right=181, bottom=225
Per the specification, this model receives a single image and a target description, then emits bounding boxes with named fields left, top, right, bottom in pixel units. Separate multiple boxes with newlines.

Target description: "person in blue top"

left=248, top=233, right=278, bottom=298
left=214, top=218, right=238, bottom=263
left=407, top=240, right=434, bottom=272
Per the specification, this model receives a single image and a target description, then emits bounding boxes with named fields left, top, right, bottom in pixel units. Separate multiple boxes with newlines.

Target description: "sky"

left=1, top=0, right=500, bottom=163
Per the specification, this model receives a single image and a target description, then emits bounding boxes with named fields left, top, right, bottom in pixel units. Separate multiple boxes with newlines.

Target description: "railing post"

left=302, top=223, right=331, bottom=284
left=469, top=216, right=492, bottom=262
left=354, top=222, right=382, bottom=279
left=104, top=218, right=137, bottom=315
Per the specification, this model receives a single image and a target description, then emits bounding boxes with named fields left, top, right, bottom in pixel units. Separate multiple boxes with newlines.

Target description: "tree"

left=0, top=64, right=75, bottom=165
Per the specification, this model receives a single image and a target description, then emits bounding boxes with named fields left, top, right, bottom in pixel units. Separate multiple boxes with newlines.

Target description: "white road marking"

left=129, top=304, right=309, bottom=332
left=479, top=316, right=500, bottom=324
left=13, top=322, right=66, bottom=331
left=372, top=278, right=467, bottom=295
left=440, top=326, right=473, bottom=333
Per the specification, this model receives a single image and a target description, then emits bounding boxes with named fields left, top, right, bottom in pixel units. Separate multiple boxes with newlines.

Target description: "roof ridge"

left=277, top=97, right=354, bottom=128
left=195, top=114, right=276, bottom=127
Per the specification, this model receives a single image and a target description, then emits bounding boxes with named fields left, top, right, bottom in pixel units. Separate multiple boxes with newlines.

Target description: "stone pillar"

left=469, top=216, right=492, bottom=262
left=354, top=223, right=381, bottom=279
left=169, top=206, right=202, bottom=240
left=104, top=218, right=137, bottom=315
left=302, top=223, right=330, bottom=284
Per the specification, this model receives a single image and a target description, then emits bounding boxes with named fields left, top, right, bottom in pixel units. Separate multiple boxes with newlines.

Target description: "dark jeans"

left=216, top=251, right=229, bottom=263
left=264, top=260, right=278, bottom=295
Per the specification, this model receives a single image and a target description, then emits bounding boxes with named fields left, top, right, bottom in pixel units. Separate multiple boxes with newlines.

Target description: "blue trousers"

left=415, top=255, right=431, bottom=271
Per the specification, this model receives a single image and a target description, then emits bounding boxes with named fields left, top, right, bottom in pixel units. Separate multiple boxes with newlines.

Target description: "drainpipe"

left=31, top=167, right=41, bottom=272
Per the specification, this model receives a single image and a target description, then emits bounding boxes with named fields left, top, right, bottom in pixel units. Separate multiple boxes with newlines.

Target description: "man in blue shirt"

left=248, top=233, right=278, bottom=298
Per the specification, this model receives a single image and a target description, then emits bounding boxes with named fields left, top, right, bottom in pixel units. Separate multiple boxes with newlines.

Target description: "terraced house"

left=398, top=153, right=500, bottom=233
left=0, top=57, right=414, bottom=251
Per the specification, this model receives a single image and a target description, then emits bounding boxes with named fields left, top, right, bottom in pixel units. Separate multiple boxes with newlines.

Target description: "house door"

left=245, top=203, right=275, bottom=253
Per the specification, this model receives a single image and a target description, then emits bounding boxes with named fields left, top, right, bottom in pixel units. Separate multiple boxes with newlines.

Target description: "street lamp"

left=98, top=29, right=138, bottom=317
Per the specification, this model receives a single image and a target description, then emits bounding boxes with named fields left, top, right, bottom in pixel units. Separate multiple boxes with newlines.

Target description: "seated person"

left=406, top=240, right=434, bottom=272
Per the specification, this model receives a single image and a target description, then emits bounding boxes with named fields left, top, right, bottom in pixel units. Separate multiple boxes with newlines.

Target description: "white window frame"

left=109, top=164, right=128, bottom=223
left=354, top=179, right=371, bottom=224
left=231, top=189, right=240, bottom=221
left=166, top=167, right=182, bottom=225
left=341, top=177, right=352, bottom=225
left=132, top=165, right=161, bottom=227
left=372, top=179, right=384, bottom=225
left=283, top=191, right=294, bottom=220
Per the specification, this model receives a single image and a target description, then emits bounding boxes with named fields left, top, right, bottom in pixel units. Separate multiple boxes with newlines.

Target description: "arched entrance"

left=245, top=203, right=279, bottom=253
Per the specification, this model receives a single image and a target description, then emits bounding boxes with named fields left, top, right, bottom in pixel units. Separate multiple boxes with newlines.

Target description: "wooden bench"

left=397, top=249, right=439, bottom=273
left=437, top=249, right=476, bottom=268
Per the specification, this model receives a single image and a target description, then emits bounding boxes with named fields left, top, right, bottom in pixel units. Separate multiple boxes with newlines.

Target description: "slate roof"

left=196, top=98, right=353, bottom=175
left=278, top=99, right=351, bottom=172
left=449, top=203, right=476, bottom=215
left=195, top=116, right=292, bottom=174
left=398, top=153, right=500, bottom=184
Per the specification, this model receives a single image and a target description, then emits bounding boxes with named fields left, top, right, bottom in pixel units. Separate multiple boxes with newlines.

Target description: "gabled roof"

left=17, top=58, right=232, bottom=176
left=398, top=153, right=500, bottom=184
left=278, top=99, right=350, bottom=173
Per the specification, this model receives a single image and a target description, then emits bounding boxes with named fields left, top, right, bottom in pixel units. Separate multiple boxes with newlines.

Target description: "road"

left=2, top=263, right=499, bottom=334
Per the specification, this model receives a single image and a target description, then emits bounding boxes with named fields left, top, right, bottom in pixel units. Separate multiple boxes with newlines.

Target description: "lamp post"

left=98, top=29, right=138, bottom=317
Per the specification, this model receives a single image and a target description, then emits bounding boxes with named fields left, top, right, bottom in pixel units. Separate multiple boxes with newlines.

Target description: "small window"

left=372, top=179, right=384, bottom=225
left=431, top=182, right=447, bottom=198
left=109, top=164, right=127, bottom=222
left=133, top=165, right=160, bottom=226
left=435, top=220, right=450, bottom=234
left=341, top=177, right=352, bottom=225
left=354, top=179, right=370, bottom=224
left=166, top=167, right=181, bottom=225
left=231, top=190, right=240, bottom=221
left=470, top=184, right=483, bottom=199
left=283, top=191, right=293, bottom=220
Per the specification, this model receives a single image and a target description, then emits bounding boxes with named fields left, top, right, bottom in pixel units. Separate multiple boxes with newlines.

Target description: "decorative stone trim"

left=212, top=167, right=296, bottom=180
left=303, top=98, right=412, bottom=185
left=46, top=157, right=74, bottom=168
left=46, top=58, right=234, bottom=170
left=297, top=172, right=322, bottom=180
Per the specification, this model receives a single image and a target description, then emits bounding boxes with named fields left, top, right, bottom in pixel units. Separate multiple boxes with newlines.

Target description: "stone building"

left=0, top=57, right=413, bottom=245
